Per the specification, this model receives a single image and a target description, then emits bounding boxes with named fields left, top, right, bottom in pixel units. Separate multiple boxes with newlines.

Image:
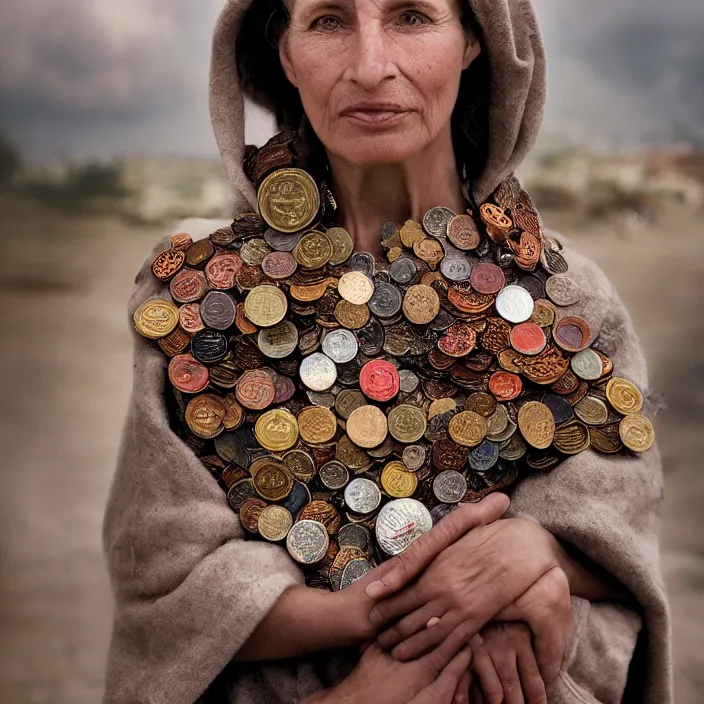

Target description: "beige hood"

left=210, top=0, right=546, bottom=212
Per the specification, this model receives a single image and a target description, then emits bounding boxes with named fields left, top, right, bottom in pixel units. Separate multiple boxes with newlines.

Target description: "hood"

left=209, top=0, right=546, bottom=212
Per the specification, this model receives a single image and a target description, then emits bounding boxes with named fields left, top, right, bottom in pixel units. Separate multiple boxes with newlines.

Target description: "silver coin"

left=306, top=390, right=336, bottom=408
left=402, top=444, right=426, bottom=471
left=344, top=478, right=382, bottom=514
left=570, top=348, right=603, bottom=380
left=240, top=238, right=271, bottom=266
left=258, top=320, right=299, bottom=358
left=540, top=240, right=569, bottom=274
left=398, top=369, right=420, bottom=393
left=299, top=352, right=337, bottom=391
left=485, top=404, right=509, bottom=439
left=495, top=285, right=535, bottom=323
left=321, top=328, right=359, bottom=364
left=432, top=470, right=467, bottom=503
left=489, top=418, right=518, bottom=443
left=368, top=282, right=403, bottom=318
left=545, top=274, right=580, bottom=306
left=375, top=498, right=433, bottom=556
left=286, top=519, right=330, bottom=565
left=348, top=252, right=376, bottom=279
left=341, top=558, right=374, bottom=589
left=423, top=206, right=455, bottom=238
left=499, top=433, right=527, bottom=461
left=574, top=394, right=610, bottom=425
left=338, top=523, right=372, bottom=552
left=199, top=291, right=236, bottom=331
left=264, top=228, right=303, bottom=252
left=440, top=254, right=472, bottom=282
left=389, top=257, right=417, bottom=284
left=319, top=460, right=350, bottom=490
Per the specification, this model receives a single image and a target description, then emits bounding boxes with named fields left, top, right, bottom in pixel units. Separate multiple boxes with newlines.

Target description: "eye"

left=396, top=11, right=431, bottom=27
left=312, top=15, right=342, bottom=32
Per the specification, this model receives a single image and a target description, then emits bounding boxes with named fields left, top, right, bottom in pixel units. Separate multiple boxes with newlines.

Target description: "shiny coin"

left=553, top=419, right=591, bottom=455
left=338, top=271, right=374, bottom=305
left=546, top=274, right=581, bottom=306
left=179, top=303, right=205, bottom=334
left=258, top=168, right=320, bottom=233
left=375, top=499, right=433, bottom=556
left=381, top=461, right=418, bottom=498
left=541, top=243, right=569, bottom=274
left=574, top=395, right=610, bottom=426
left=348, top=252, right=377, bottom=278
left=389, top=257, right=417, bottom=284
left=158, top=326, right=192, bottom=357
left=346, top=405, right=388, bottom=448
left=235, top=369, right=276, bottom=410
left=319, top=461, right=350, bottom=490
left=606, top=377, right=644, bottom=415
left=510, top=322, right=546, bottom=356
left=322, top=328, right=358, bottom=364
left=283, top=449, right=317, bottom=483
left=200, top=291, right=236, bottom=331
left=438, top=322, right=477, bottom=358
left=290, top=280, right=329, bottom=302
left=571, top=349, right=603, bottom=380
left=495, top=285, right=535, bottom=323
left=468, top=439, right=500, bottom=471
left=205, top=252, right=243, bottom=290
left=433, top=470, right=467, bottom=503
left=360, top=359, right=400, bottom=403
left=151, top=248, right=186, bottom=281
left=300, top=352, right=337, bottom=392
left=448, top=411, right=488, bottom=447
left=619, top=413, right=655, bottom=452
left=447, top=214, right=480, bottom=250
left=402, top=285, right=440, bottom=325
left=244, top=285, right=288, bottom=327
left=470, top=263, right=506, bottom=295
left=388, top=405, right=427, bottom=443
left=488, top=371, right=522, bottom=401
left=254, top=408, right=299, bottom=451
left=190, top=329, right=228, bottom=364
left=258, top=505, right=293, bottom=542
left=294, top=231, right=333, bottom=269
left=423, top=206, right=455, bottom=238
left=168, top=353, right=209, bottom=394
left=258, top=320, right=299, bottom=358
left=239, top=498, right=268, bottom=534
left=261, top=251, right=297, bottom=280
left=340, top=559, right=374, bottom=589
left=369, top=282, right=403, bottom=318
left=287, top=520, right=330, bottom=564
left=169, top=268, right=208, bottom=304
left=334, top=300, right=370, bottom=329
left=185, top=394, right=226, bottom=439
left=517, top=401, right=555, bottom=449
left=325, top=226, right=354, bottom=265
left=440, top=254, right=472, bottom=282
left=185, top=238, right=214, bottom=267
left=344, top=478, right=382, bottom=514
left=298, top=405, right=338, bottom=444
left=133, top=298, right=179, bottom=339
left=253, top=461, right=294, bottom=502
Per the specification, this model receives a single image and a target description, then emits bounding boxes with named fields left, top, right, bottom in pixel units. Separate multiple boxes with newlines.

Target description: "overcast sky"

left=1, top=0, right=702, bottom=162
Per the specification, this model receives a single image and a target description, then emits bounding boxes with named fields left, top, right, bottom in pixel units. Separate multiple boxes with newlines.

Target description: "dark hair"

left=236, top=0, right=490, bottom=197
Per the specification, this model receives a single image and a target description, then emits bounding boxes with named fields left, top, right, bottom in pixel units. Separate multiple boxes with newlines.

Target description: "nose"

left=343, top=22, right=398, bottom=89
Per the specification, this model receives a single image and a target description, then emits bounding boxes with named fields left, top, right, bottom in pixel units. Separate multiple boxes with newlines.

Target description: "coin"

left=489, top=371, right=522, bottom=401
left=448, top=411, right=488, bottom=447
left=254, top=408, right=299, bottom=451
left=244, top=285, right=288, bottom=327
left=341, top=558, right=374, bottom=589
left=546, top=275, right=580, bottom=306
left=360, top=359, right=400, bottom=402
left=324, top=226, right=354, bottom=265
left=574, top=394, right=610, bottom=426
left=447, top=214, right=480, bottom=250
left=300, top=352, right=337, bottom=391
left=440, top=254, right=472, bottom=282
left=258, top=505, right=293, bottom=542
left=398, top=369, right=420, bottom=393
left=185, top=239, right=215, bottom=267
left=346, top=405, right=388, bottom=448
left=606, top=377, right=644, bottom=415
left=543, top=394, right=574, bottom=426
left=294, top=231, right=333, bottom=269
left=256, top=321, right=297, bottom=359
left=401, top=444, right=427, bottom=471
left=290, top=280, right=330, bottom=302
left=261, top=251, right=297, bottom=280
left=334, top=300, right=370, bottom=329
left=510, top=322, right=547, bottom=356
left=590, top=423, right=623, bottom=454
left=333, top=389, right=365, bottom=420
left=619, top=413, right=655, bottom=452
left=190, top=329, right=228, bottom=364
left=151, top=248, right=186, bottom=281
left=517, top=401, right=555, bottom=449
left=200, top=291, right=236, bottom=331
left=204, top=252, right=243, bottom=290
left=470, top=263, right=506, bottom=295
left=380, top=461, right=417, bottom=498
left=369, top=282, right=403, bottom=318
left=402, top=285, right=440, bottom=325
left=486, top=404, right=510, bottom=438
left=185, top=394, right=226, bottom=439
left=338, top=271, right=374, bottom=305
left=298, top=405, right=337, bottom=444
left=553, top=419, right=591, bottom=455
left=498, top=433, right=527, bottom=461
left=287, top=519, right=330, bottom=564
left=438, top=322, right=477, bottom=357
left=222, top=394, right=245, bottom=429
left=400, top=220, right=426, bottom=248
left=227, top=478, right=256, bottom=511
left=344, top=478, right=382, bottom=514
left=553, top=316, right=591, bottom=353
left=495, top=285, right=535, bottom=323
left=133, top=298, right=179, bottom=339
left=283, top=449, right=317, bottom=482
left=158, top=326, right=191, bottom=357
left=530, top=299, right=557, bottom=328
left=464, top=392, right=497, bottom=418
left=319, top=461, right=350, bottom=490
left=253, top=461, right=294, bottom=502
left=414, top=237, right=445, bottom=267
left=423, top=207, right=455, bottom=238
left=389, top=257, right=417, bottom=284
left=571, top=349, right=604, bottom=380
left=375, top=499, right=433, bottom=556
left=433, top=470, right=467, bottom=503
left=298, top=500, right=342, bottom=535
left=239, top=498, right=268, bottom=534
left=179, top=303, right=205, bottom=334
left=209, top=225, right=236, bottom=247
left=235, top=369, right=276, bottom=410
left=171, top=232, right=192, bottom=250
left=480, top=203, right=513, bottom=243
left=168, top=353, right=209, bottom=394
left=169, top=268, right=208, bottom=304
left=322, top=328, right=358, bottom=364
left=258, top=168, right=320, bottom=233
left=388, top=404, right=427, bottom=443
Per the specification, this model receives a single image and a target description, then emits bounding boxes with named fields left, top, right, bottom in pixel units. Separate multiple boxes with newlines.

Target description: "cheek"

left=286, top=38, right=342, bottom=118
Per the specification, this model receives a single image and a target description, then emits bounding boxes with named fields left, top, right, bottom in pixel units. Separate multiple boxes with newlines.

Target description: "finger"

left=410, top=647, right=473, bottom=704
left=360, top=638, right=374, bottom=654
left=365, top=494, right=510, bottom=600
left=471, top=646, right=503, bottom=704
left=405, top=615, right=473, bottom=665
left=491, top=649, right=524, bottom=704
left=369, top=585, right=431, bottom=631
left=377, top=602, right=439, bottom=650
left=453, top=668, right=472, bottom=704
left=516, top=643, right=547, bottom=704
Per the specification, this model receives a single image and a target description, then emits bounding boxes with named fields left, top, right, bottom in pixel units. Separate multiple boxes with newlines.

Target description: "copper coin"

left=553, top=419, right=591, bottom=455
left=222, top=393, right=245, bottom=429
left=347, top=405, right=388, bottom=448
left=200, top=291, right=236, bottom=331
left=359, top=360, right=400, bottom=403
left=403, top=285, right=440, bottom=325
left=169, top=353, right=209, bottom=394
left=185, top=239, right=215, bottom=267
left=334, top=300, right=370, bottom=330
left=465, top=392, right=497, bottom=418
left=432, top=438, right=469, bottom=472
left=553, top=316, right=591, bottom=353
left=447, top=214, right=480, bottom=250
left=261, top=251, right=297, bottom=280
left=158, top=326, right=191, bottom=357
left=447, top=284, right=494, bottom=314
left=479, top=203, right=513, bottom=242
left=151, top=248, right=186, bottom=281
left=517, top=401, right=555, bottom=450
left=169, top=268, right=208, bottom=304
left=171, top=232, right=192, bottom=250
left=209, top=225, right=236, bottom=247
left=489, top=371, right=523, bottom=401
left=515, top=346, right=570, bottom=386
left=512, top=231, right=541, bottom=271
left=298, top=406, right=338, bottom=445
left=551, top=368, right=580, bottom=395
left=589, top=423, right=623, bottom=454
left=438, top=323, right=477, bottom=358
left=205, top=252, right=243, bottom=290
left=470, top=263, right=506, bottom=295
left=481, top=317, right=512, bottom=354
left=510, top=322, right=546, bottom=356
left=546, top=275, right=580, bottom=306
left=185, top=394, right=226, bottom=439
left=235, top=370, right=276, bottom=410
left=240, top=498, right=268, bottom=534
left=298, top=500, right=342, bottom=536
left=179, top=303, right=205, bottom=334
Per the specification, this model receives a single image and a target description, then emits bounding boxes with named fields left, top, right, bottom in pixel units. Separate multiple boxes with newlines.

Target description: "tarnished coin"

left=447, top=214, right=480, bottom=250
left=133, top=299, right=179, bottom=339
left=281, top=481, right=310, bottom=517
left=517, top=401, right=555, bottom=449
left=169, top=353, right=209, bottom=394
left=619, top=413, right=655, bottom=452
left=335, top=389, right=366, bottom=420
left=325, top=226, right=354, bottom=265
left=495, top=285, right=535, bottom=323
left=423, top=206, right=455, bottom=238
left=553, top=316, right=591, bottom=353
left=185, top=394, right=226, bottom=439
left=388, top=405, right=427, bottom=443
left=236, top=369, right=276, bottom=410
left=369, top=282, right=403, bottom=319
left=348, top=252, right=377, bottom=278
left=244, top=285, right=288, bottom=327
left=287, top=520, right=330, bottom=564
left=414, top=237, right=445, bottom=267
left=319, top=461, right=350, bottom=490
left=179, top=303, right=205, bottom=334
left=510, top=322, right=547, bottom=356
left=298, top=501, right=342, bottom=535
left=338, top=271, right=374, bottom=305
left=360, top=360, right=400, bottom=403
left=191, top=330, right=228, bottom=364
left=546, top=275, right=580, bottom=306
left=257, top=320, right=299, bottom=359
left=239, top=238, right=271, bottom=267
left=438, top=322, right=477, bottom=357
left=322, top=328, right=358, bottom=364
left=253, top=461, right=294, bottom=502
left=261, top=251, right=297, bottom=280
left=227, top=478, right=256, bottom=512
left=200, top=291, right=236, bottom=331
left=254, top=408, right=299, bottom=451
left=298, top=405, right=337, bottom=444
left=433, top=470, right=467, bottom=503
left=486, top=403, right=510, bottom=438
left=590, top=423, right=623, bottom=454
left=347, top=405, right=388, bottom=448
left=205, top=252, right=243, bottom=290
left=399, top=369, right=421, bottom=393
left=159, top=326, right=192, bottom=357
left=553, top=419, right=591, bottom=455
left=375, top=499, right=433, bottom=556
left=402, top=285, right=440, bottom=325
left=498, top=433, right=527, bottom=461
left=239, top=498, right=268, bottom=534
left=338, top=523, right=372, bottom=551
left=334, top=300, right=370, bottom=329
left=400, top=220, right=426, bottom=248
left=222, top=393, right=245, bottom=429
left=258, top=168, right=320, bottom=233
left=530, top=299, right=557, bottom=328
left=468, top=439, right=500, bottom=471
left=300, top=352, right=337, bottom=391
left=470, top=263, right=506, bottom=295
left=606, top=377, right=644, bottom=415
left=440, top=254, right=472, bottom=282
left=258, top=505, right=293, bottom=542
left=543, top=394, right=574, bottom=426
left=402, top=444, right=427, bottom=471
left=389, top=257, right=417, bottom=284
left=571, top=349, right=604, bottom=380
left=341, top=558, right=374, bottom=589
left=574, top=394, right=610, bottom=426
left=186, top=238, right=215, bottom=267
left=283, top=449, right=317, bottom=482
left=344, top=478, right=382, bottom=514
left=169, top=268, right=208, bottom=304
left=264, top=228, right=303, bottom=252
left=294, top=231, right=333, bottom=269
left=151, top=248, right=186, bottom=281
left=171, top=232, right=193, bottom=250
left=465, top=392, right=497, bottom=418
left=381, top=461, right=418, bottom=498
left=449, top=411, right=487, bottom=447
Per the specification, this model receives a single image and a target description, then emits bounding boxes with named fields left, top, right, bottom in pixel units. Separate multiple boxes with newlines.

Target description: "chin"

left=329, top=130, right=427, bottom=167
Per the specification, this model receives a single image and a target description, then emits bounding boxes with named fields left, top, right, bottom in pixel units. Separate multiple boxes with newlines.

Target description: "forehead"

left=288, top=0, right=458, bottom=12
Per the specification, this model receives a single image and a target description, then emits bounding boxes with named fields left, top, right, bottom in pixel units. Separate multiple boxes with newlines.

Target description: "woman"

left=102, top=0, right=671, bottom=703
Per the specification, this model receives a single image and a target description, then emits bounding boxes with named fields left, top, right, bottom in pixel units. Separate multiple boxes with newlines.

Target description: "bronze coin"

left=553, top=419, right=591, bottom=455
left=252, top=461, right=294, bottom=502
left=489, top=371, right=522, bottom=401
left=465, top=392, right=497, bottom=418
left=553, top=316, right=591, bottom=353
left=240, top=498, right=268, bottom=534
left=432, top=438, right=469, bottom=472
left=209, top=355, right=239, bottom=389
left=413, top=237, right=445, bottom=268
left=334, top=300, right=370, bottom=329
left=447, top=214, right=481, bottom=250
left=171, top=232, right=193, bottom=250
left=514, top=346, right=570, bottom=386
left=185, top=238, right=215, bottom=267
left=470, top=263, right=506, bottom=295
left=185, top=393, right=226, bottom=439
left=481, top=317, right=512, bottom=354
left=169, top=353, right=210, bottom=394
left=169, top=268, right=209, bottom=304
left=517, top=401, right=555, bottom=450
left=235, top=370, right=276, bottom=410
left=297, top=500, right=342, bottom=536
left=618, top=413, right=655, bottom=453
left=530, top=299, right=557, bottom=328
left=551, top=368, right=580, bottom=395
left=205, top=252, right=243, bottom=290
left=438, top=323, right=477, bottom=358
left=589, top=423, right=623, bottom=454
left=511, top=231, right=541, bottom=271
left=261, top=251, right=297, bottom=280
left=209, top=225, right=237, bottom=247
left=151, top=248, right=186, bottom=281
left=179, top=303, right=205, bottom=334
left=447, top=283, right=495, bottom=314
left=158, top=326, right=191, bottom=357
left=480, top=203, right=513, bottom=243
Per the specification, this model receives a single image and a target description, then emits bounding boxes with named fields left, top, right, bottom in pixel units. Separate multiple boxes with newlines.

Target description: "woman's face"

left=279, top=0, right=480, bottom=166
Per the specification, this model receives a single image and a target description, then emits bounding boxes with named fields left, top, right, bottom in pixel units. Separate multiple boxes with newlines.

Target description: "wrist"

left=331, top=586, right=377, bottom=644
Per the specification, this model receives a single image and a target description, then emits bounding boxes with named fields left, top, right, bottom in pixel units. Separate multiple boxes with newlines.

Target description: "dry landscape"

left=0, top=198, right=702, bottom=702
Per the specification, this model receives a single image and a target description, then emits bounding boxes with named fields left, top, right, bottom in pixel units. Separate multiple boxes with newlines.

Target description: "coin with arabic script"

left=344, top=478, right=382, bottom=514
left=258, top=168, right=320, bottom=233
left=287, top=520, right=330, bottom=564
left=375, top=499, right=433, bottom=556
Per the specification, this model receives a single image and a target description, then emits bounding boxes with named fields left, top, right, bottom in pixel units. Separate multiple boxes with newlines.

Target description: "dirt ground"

left=0, top=199, right=702, bottom=703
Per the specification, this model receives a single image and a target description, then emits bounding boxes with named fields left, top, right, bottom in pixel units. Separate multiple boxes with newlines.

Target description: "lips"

left=340, top=104, right=411, bottom=124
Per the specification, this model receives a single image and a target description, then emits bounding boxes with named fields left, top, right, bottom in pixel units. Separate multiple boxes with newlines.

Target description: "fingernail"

left=365, top=580, right=386, bottom=599
left=426, top=616, right=441, bottom=628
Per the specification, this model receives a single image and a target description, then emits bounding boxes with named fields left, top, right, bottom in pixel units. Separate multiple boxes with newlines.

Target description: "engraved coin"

left=258, top=168, right=320, bottom=233
left=606, top=377, right=644, bottom=415
left=244, top=285, right=288, bottom=327
left=179, top=303, right=205, bottom=334
left=168, top=353, right=209, bottom=394
left=261, top=250, right=297, bottom=280
left=495, top=285, right=535, bottom=323
left=486, top=404, right=510, bottom=438
left=190, top=329, right=228, bottom=364
left=414, top=237, right=445, bottom=267
left=433, top=470, right=467, bottom=503
left=574, top=394, right=610, bottom=426
left=440, top=254, right=472, bottom=282
left=186, top=238, right=215, bottom=267
left=235, top=369, right=276, bottom=410
left=447, top=214, right=481, bottom=250
left=258, top=505, right=293, bottom=542
left=381, top=461, right=418, bottom=498
left=546, top=275, right=581, bottom=306
left=402, top=444, right=427, bottom=471
left=205, top=252, right=243, bottom=290
left=344, top=478, right=382, bottom=514
left=571, top=349, right=603, bottom=380
left=133, top=299, right=179, bottom=339
left=346, top=405, right=388, bottom=448
left=375, top=499, right=433, bottom=556
left=619, top=413, right=655, bottom=452
left=388, top=404, right=427, bottom=443
left=468, top=439, right=500, bottom=472
left=530, top=299, right=557, bottom=328
left=151, top=248, right=186, bottom=281
left=254, top=408, right=299, bottom=451
left=171, top=232, right=192, bottom=250
left=298, top=405, right=338, bottom=444
left=438, top=322, right=477, bottom=357
left=169, top=268, right=208, bottom=304
left=185, top=394, right=226, bottom=439
left=510, top=322, right=546, bottom=356
left=423, top=206, right=455, bottom=238
left=286, top=520, right=330, bottom=564
left=348, top=252, right=377, bottom=278
left=200, top=291, right=236, bottom=331
left=389, top=257, right=417, bottom=284
left=449, top=411, right=488, bottom=447
left=322, top=328, right=358, bottom=364
left=253, top=461, right=294, bottom=502
left=283, top=449, right=317, bottom=482
left=239, top=498, right=268, bottom=534
left=465, top=392, right=497, bottom=418
left=402, top=285, right=440, bottom=325
left=227, top=478, right=256, bottom=512
left=369, top=282, right=403, bottom=318
left=298, top=501, right=342, bottom=535
left=338, top=271, right=374, bottom=305
left=334, top=300, right=370, bottom=329
left=553, top=419, right=591, bottom=455
left=258, top=320, right=299, bottom=358
left=325, top=226, right=354, bottom=265
left=319, top=461, right=350, bottom=491
left=470, top=263, right=506, bottom=295
left=360, top=359, right=400, bottom=403
left=517, top=401, right=555, bottom=449
left=341, top=559, right=374, bottom=589
left=335, top=388, right=367, bottom=420
left=239, top=238, right=271, bottom=267
left=264, top=228, right=303, bottom=252
left=294, top=231, right=333, bottom=269
left=300, top=352, right=337, bottom=391
left=159, top=326, right=191, bottom=357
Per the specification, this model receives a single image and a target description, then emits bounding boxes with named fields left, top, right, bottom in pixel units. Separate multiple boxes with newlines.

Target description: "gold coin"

left=400, top=220, right=425, bottom=248
left=334, top=300, right=370, bottom=329
left=336, top=434, right=375, bottom=473
left=293, top=231, right=333, bottom=269
left=530, top=299, right=557, bottom=328
left=347, top=405, right=388, bottom=449
left=618, top=413, right=654, bottom=452
left=258, top=505, right=293, bottom=542
left=517, top=401, right=555, bottom=449
left=325, top=227, right=354, bottom=265
left=185, top=394, right=227, bottom=439
left=253, top=461, right=294, bottom=502
left=254, top=408, right=299, bottom=451
left=381, top=461, right=418, bottom=498
left=338, top=271, right=374, bottom=305
left=298, top=406, right=338, bottom=445
left=222, top=393, right=245, bottom=430
left=257, top=168, right=320, bottom=233
left=428, top=397, right=457, bottom=419
left=133, top=298, right=179, bottom=339
left=448, top=411, right=488, bottom=447
left=606, top=377, right=644, bottom=415
left=290, top=280, right=331, bottom=302
left=387, top=246, right=403, bottom=262
left=413, top=238, right=445, bottom=268
left=553, top=419, right=590, bottom=455
left=244, top=285, right=288, bottom=327
left=388, top=404, right=427, bottom=443
left=402, top=284, right=440, bottom=325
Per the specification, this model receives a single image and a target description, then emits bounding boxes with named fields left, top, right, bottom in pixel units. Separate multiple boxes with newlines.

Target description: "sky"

left=1, top=0, right=702, bottom=163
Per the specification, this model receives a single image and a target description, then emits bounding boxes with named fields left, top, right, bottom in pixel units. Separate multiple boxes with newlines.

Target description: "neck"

left=326, top=128, right=465, bottom=260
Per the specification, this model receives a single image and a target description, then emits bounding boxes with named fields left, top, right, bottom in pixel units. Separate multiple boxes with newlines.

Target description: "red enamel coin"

left=168, top=353, right=210, bottom=394
left=360, top=359, right=400, bottom=402
left=489, top=371, right=523, bottom=401
left=510, top=322, right=547, bottom=356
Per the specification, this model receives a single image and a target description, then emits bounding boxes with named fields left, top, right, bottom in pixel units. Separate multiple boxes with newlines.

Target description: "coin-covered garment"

left=135, top=132, right=654, bottom=592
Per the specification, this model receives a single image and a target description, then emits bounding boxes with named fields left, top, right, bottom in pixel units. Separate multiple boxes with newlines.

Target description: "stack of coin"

left=134, top=132, right=655, bottom=591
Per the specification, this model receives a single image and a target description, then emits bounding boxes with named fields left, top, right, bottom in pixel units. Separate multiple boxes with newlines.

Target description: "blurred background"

left=0, top=0, right=702, bottom=702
